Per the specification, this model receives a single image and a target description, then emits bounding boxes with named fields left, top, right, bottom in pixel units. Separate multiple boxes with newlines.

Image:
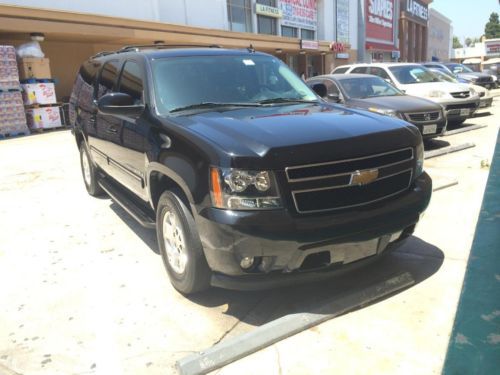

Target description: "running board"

left=98, top=179, right=156, bottom=229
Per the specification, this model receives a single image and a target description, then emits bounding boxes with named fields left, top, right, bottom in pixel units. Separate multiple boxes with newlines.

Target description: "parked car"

left=482, top=58, right=500, bottom=85
left=427, top=68, right=493, bottom=115
left=71, top=46, right=432, bottom=294
left=333, top=63, right=480, bottom=125
left=306, top=74, right=446, bottom=139
left=423, top=62, right=495, bottom=89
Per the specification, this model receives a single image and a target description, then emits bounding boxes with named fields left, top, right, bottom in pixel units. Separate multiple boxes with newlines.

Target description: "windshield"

left=152, top=54, right=318, bottom=114
left=339, top=76, right=402, bottom=98
left=388, top=65, right=437, bottom=84
left=447, top=63, right=474, bottom=73
left=429, top=69, right=458, bottom=83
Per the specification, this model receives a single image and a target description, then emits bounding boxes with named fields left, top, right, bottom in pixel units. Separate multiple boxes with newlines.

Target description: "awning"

left=462, top=58, right=481, bottom=64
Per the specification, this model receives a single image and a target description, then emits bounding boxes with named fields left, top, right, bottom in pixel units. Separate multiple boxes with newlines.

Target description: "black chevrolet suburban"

left=70, top=45, right=432, bottom=294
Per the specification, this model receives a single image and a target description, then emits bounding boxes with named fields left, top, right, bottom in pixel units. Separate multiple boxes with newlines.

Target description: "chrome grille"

left=406, top=111, right=440, bottom=123
left=286, top=148, right=414, bottom=213
left=451, top=91, right=470, bottom=99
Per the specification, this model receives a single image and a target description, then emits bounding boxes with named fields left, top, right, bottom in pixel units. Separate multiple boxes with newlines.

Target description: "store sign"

left=336, top=0, right=349, bottom=44
left=485, top=40, right=500, bottom=56
left=404, top=0, right=428, bottom=22
left=300, top=40, right=319, bottom=49
left=330, top=42, right=345, bottom=52
left=256, top=4, right=283, bottom=18
left=366, top=0, right=395, bottom=47
left=336, top=53, right=350, bottom=59
left=279, top=0, right=317, bottom=31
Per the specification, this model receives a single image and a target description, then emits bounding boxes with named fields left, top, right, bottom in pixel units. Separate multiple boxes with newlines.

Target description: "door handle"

left=107, top=126, right=118, bottom=134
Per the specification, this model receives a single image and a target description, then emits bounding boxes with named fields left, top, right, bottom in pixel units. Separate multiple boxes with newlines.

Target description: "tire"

left=79, top=143, right=104, bottom=197
left=156, top=190, right=211, bottom=294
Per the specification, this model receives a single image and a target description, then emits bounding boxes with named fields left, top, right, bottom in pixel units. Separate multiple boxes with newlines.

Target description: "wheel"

left=156, top=190, right=211, bottom=294
left=79, top=143, right=104, bottom=196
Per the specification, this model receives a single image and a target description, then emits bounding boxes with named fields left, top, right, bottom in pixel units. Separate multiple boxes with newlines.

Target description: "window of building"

left=258, top=15, right=277, bottom=35
left=118, top=61, right=144, bottom=104
left=281, top=26, right=298, bottom=38
left=227, top=0, right=252, bottom=33
left=301, top=29, right=315, bottom=40
left=257, top=0, right=274, bottom=5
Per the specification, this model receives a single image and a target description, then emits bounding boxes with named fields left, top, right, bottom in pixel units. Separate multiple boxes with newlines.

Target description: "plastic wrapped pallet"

left=0, top=45, right=20, bottom=91
left=0, top=91, right=30, bottom=137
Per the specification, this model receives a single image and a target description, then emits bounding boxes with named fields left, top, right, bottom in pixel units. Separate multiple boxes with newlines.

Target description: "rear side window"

left=369, top=67, right=390, bottom=80
left=70, top=60, right=99, bottom=126
left=332, top=67, right=349, bottom=74
left=118, top=61, right=144, bottom=104
left=351, top=67, right=369, bottom=74
left=97, top=60, right=120, bottom=99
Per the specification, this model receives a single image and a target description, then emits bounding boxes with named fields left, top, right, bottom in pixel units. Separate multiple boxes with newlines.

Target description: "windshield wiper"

left=256, top=98, right=319, bottom=105
left=170, top=102, right=262, bottom=113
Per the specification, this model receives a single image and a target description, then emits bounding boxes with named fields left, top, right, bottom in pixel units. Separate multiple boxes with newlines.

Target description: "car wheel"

left=156, top=190, right=211, bottom=294
left=79, top=143, right=104, bottom=197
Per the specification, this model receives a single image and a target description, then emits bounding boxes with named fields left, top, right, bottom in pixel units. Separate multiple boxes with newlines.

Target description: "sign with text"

left=366, top=0, right=396, bottom=49
left=256, top=4, right=283, bottom=18
left=485, top=40, right=500, bottom=56
left=279, top=0, right=317, bottom=31
left=336, top=0, right=349, bottom=44
left=300, top=40, right=319, bottom=49
left=402, top=0, right=428, bottom=23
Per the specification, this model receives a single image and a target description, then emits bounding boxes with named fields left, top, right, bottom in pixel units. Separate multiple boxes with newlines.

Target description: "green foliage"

left=453, top=36, right=463, bottom=49
left=484, top=12, right=500, bottom=39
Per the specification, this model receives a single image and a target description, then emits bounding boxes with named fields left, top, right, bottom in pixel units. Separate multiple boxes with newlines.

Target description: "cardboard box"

left=26, top=106, right=62, bottom=129
left=18, top=57, right=52, bottom=79
left=22, top=82, right=57, bottom=105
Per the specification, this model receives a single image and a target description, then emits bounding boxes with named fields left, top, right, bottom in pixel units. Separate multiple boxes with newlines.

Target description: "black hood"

left=346, top=95, right=441, bottom=113
left=166, top=103, right=420, bottom=169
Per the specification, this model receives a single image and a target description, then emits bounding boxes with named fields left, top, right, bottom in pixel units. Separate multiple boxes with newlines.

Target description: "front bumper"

left=436, top=98, right=480, bottom=121
left=194, top=172, right=432, bottom=289
left=474, top=97, right=493, bottom=114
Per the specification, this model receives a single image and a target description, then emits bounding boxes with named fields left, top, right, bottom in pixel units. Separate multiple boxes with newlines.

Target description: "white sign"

left=256, top=4, right=283, bottom=18
left=336, top=0, right=349, bottom=43
left=485, top=40, right=500, bottom=56
left=301, top=40, right=319, bottom=50
left=279, top=0, right=317, bottom=31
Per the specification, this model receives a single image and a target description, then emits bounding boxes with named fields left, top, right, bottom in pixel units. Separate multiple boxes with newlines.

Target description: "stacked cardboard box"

left=0, top=46, right=29, bottom=137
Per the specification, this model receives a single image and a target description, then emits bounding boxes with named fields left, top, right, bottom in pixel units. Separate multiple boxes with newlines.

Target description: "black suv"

left=70, top=45, right=432, bottom=294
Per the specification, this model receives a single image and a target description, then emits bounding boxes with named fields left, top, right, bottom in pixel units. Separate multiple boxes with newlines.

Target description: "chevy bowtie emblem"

left=424, top=113, right=431, bottom=121
left=350, top=169, right=379, bottom=186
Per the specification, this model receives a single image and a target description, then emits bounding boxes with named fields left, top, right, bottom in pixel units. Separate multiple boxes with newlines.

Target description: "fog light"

left=240, top=256, right=254, bottom=269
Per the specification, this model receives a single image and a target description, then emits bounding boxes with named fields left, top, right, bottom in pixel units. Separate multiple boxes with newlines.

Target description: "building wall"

left=427, top=8, right=451, bottom=61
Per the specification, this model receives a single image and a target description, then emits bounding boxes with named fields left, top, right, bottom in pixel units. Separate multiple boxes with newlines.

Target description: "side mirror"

left=311, top=83, right=327, bottom=98
left=327, top=93, right=341, bottom=103
left=98, top=92, right=144, bottom=117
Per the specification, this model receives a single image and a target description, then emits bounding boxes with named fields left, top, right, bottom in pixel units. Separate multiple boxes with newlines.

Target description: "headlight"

left=210, top=168, right=282, bottom=210
left=415, top=142, right=424, bottom=177
left=368, top=107, right=400, bottom=118
left=427, top=90, right=446, bottom=98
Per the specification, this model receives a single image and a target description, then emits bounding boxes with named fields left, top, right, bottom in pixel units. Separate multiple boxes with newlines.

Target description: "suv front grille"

left=477, top=77, right=492, bottom=83
left=450, top=91, right=470, bottom=99
left=286, top=148, right=414, bottom=213
left=406, top=111, right=440, bottom=123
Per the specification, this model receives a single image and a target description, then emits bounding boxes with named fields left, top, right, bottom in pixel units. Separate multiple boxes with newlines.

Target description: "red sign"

left=365, top=0, right=396, bottom=50
left=330, top=42, right=345, bottom=52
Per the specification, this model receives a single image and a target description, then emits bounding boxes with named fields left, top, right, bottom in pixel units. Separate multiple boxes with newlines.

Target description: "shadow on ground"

left=106, top=202, right=444, bottom=330
left=424, top=138, right=450, bottom=151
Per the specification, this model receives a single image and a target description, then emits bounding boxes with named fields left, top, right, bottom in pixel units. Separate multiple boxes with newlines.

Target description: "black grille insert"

left=407, top=112, right=440, bottom=122
left=293, top=169, right=412, bottom=213
left=286, top=148, right=413, bottom=182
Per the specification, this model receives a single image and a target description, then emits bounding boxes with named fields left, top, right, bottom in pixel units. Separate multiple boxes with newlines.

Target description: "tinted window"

left=118, top=61, right=144, bottom=104
left=332, top=67, right=349, bottom=74
left=339, top=76, right=402, bottom=99
left=388, top=65, right=437, bottom=84
left=351, top=67, right=369, bottom=74
left=98, top=60, right=120, bottom=99
left=152, top=55, right=317, bottom=114
left=70, top=60, right=100, bottom=125
left=369, top=67, right=390, bottom=80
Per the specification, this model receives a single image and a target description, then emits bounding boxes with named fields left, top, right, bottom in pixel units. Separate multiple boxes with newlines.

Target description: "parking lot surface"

left=0, top=101, right=499, bottom=375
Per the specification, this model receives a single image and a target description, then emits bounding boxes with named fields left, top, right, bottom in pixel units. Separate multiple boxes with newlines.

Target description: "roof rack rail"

left=117, top=44, right=222, bottom=53
left=91, top=51, right=115, bottom=59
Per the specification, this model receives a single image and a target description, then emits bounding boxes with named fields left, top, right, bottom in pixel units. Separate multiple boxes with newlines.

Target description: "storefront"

left=365, top=0, right=400, bottom=62
left=399, top=0, right=431, bottom=62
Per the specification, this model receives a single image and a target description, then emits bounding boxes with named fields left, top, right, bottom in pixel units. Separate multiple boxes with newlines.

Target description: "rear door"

left=91, top=59, right=122, bottom=177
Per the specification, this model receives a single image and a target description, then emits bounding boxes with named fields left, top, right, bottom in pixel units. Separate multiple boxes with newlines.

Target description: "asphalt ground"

left=0, top=100, right=499, bottom=375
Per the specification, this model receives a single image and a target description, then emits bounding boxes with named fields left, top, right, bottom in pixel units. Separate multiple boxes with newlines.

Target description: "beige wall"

left=428, top=11, right=451, bottom=61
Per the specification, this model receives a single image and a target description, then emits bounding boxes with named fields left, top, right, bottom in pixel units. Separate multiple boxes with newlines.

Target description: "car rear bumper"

left=194, top=172, right=432, bottom=289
